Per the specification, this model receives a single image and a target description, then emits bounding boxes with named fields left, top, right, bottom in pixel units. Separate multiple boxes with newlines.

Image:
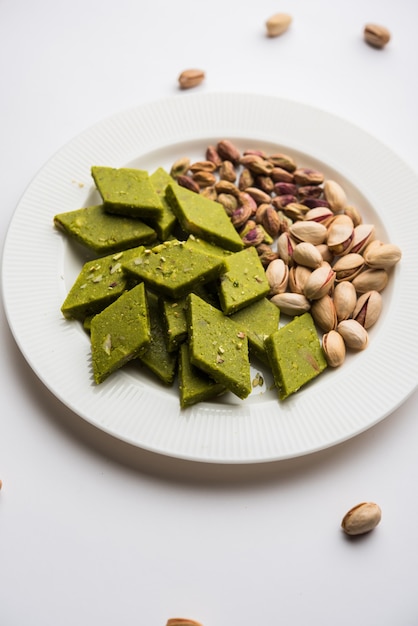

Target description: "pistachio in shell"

left=333, top=281, right=357, bottom=321
left=341, top=502, right=382, bottom=536
left=303, top=262, right=336, bottom=300
left=322, top=330, right=346, bottom=367
left=352, top=290, right=382, bottom=329
left=352, top=268, right=389, bottom=294
left=337, top=319, right=369, bottom=350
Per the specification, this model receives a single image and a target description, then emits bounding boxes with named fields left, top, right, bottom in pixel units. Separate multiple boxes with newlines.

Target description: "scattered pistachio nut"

left=178, top=69, right=205, bottom=90
left=266, top=12, right=292, bottom=37
left=341, top=502, right=382, bottom=536
left=364, top=23, right=391, bottom=49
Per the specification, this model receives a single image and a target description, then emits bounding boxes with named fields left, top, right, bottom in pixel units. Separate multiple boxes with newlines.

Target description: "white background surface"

left=1, top=1, right=418, bottom=624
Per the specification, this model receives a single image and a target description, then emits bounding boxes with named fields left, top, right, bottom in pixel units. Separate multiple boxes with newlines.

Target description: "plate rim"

left=2, top=91, right=418, bottom=464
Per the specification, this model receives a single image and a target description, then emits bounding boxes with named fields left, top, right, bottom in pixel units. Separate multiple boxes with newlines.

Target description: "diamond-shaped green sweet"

left=136, top=291, right=178, bottom=385
left=165, top=182, right=243, bottom=252
left=122, top=239, right=225, bottom=299
left=187, top=293, right=252, bottom=400
left=178, top=343, right=226, bottom=408
left=61, top=246, right=145, bottom=321
left=54, top=204, right=156, bottom=254
left=266, top=312, right=327, bottom=399
left=230, top=297, right=280, bottom=364
left=91, top=166, right=163, bottom=218
left=146, top=168, right=178, bottom=240
left=218, top=246, right=269, bottom=314
left=90, top=282, right=151, bottom=384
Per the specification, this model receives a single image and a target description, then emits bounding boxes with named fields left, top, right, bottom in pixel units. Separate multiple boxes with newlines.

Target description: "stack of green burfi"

left=135, top=290, right=178, bottom=385
left=230, top=297, right=280, bottom=364
left=56, top=160, right=329, bottom=406
left=178, top=343, right=226, bottom=408
left=146, top=168, right=178, bottom=240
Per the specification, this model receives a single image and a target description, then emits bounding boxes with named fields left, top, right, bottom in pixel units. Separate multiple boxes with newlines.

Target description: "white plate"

left=2, top=92, right=418, bottom=463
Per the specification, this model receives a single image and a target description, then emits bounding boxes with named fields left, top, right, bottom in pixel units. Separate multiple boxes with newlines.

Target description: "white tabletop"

left=1, top=1, right=418, bottom=624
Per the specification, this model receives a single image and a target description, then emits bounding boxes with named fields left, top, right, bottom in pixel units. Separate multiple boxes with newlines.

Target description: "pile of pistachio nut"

left=169, top=139, right=402, bottom=368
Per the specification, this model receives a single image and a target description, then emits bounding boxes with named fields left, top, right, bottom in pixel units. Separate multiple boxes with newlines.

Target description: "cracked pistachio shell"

left=289, top=220, right=327, bottom=246
left=363, top=241, right=402, bottom=269
left=288, top=265, right=312, bottom=294
left=266, top=258, right=289, bottom=295
left=337, top=319, right=369, bottom=350
left=311, top=295, right=337, bottom=332
left=350, top=223, right=375, bottom=254
left=303, top=262, right=336, bottom=300
left=353, top=290, right=382, bottom=329
left=341, top=502, right=382, bottom=536
left=292, top=241, right=323, bottom=269
left=304, top=207, right=335, bottom=227
left=323, top=180, right=347, bottom=212
left=333, top=253, right=365, bottom=282
left=270, top=292, right=311, bottom=317
left=333, top=281, right=357, bottom=321
left=327, top=214, right=355, bottom=255
left=322, top=330, right=346, bottom=367
left=352, top=268, right=389, bottom=294
left=277, top=232, right=297, bottom=265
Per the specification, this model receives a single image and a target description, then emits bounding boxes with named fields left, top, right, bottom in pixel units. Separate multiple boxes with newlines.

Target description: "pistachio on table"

left=265, top=12, right=292, bottom=37
left=364, top=24, right=391, bottom=49
left=341, top=502, right=382, bottom=536
left=178, top=69, right=205, bottom=90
